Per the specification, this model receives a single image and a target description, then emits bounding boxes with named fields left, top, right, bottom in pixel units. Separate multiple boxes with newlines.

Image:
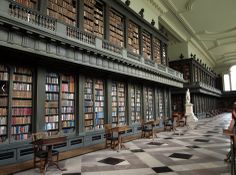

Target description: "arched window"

left=223, top=65, right=236, bottom=91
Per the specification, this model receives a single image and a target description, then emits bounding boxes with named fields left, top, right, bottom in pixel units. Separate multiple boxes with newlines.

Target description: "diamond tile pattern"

left=169, top=153, right=193, bottom=159
left=98, top=157, right=125, bottom=165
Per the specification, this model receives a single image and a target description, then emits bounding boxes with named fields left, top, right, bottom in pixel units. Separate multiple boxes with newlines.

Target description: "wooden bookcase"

left=153, top=37, right=161, bottom=64
left=0, top=65, right=9, bottom=143
left=142, top=30, right=151, bottom=59
left=84, top=78, right=104, bottom=131
left=61, top=75, right=75, bottom=133
left=45, top=72, right=59, bottom=136
left=128, top=20, right=139, bottom=55
left=11, top=67, right=32, bottom=141
left=47, top=0, right=77, bottom=26
left=14, top=0, right=38, bottom=9
left=158, top=90, right=164, bottom=118
left=111, top=82, right=126, bottom=126
left=109, top=8, right=124, bottom=47
left=84, top=0, right=104, bottom=38
left=162, top=44, right=167, bottom=65
left=144, top=87, right=154, bottom=121
left=130, top=85, right=141, bottom=124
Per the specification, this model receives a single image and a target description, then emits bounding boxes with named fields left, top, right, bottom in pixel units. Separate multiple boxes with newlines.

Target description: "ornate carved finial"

left=180, top=53, right=184, bottom=59
left=125, top=0, right=130, bottom=6
left=197, top=58, right=199, bottom=62
left=139, top=8, right=144, bottom=18
left=151, top=19, right=155, bottom=26
left=190, top=53, right=193, bottom=58
left=193, top=54, right=196, bottom=59
left=200, top=59, right=202, bottom=63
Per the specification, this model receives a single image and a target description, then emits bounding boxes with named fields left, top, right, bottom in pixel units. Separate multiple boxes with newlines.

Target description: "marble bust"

left=186, top=88, right=190, bottom=104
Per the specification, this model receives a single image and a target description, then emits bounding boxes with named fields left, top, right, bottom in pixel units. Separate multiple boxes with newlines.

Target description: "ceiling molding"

left=147, top=0, right=168, bottom=15
left=208, top=41, right=236, bottom=52
left=197, top=26, right=236, bottom=36
left=185, top=0, right=197, bottom=11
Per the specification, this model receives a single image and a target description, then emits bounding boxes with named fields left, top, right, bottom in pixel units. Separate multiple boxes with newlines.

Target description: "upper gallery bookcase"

left=11, top=0, right=168, bottom=66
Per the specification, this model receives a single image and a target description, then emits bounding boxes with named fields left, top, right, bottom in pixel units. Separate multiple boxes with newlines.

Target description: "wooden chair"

left=32, top=132, right=59, bottom=172
left=141, top=120, right=153, bottom=138
left=104, top=124, right=118, bottom=149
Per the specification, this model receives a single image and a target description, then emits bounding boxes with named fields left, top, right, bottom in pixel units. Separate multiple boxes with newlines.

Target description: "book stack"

left=109, top=9, right=124, bottom=47
left=47, top=0, right=77, bottom=26
left=11, top=67, right=32, bottom=141
left=128, top=21, right=139, bottom=54
left=153, top=37, right=161, bottom=64
left=14, top=0, right=37, bottom=9
left=142, top=30, right=151, bottom=59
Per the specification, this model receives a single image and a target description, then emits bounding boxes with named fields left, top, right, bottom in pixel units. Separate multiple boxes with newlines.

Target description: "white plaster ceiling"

left=158, top=0, right=236, bottom=72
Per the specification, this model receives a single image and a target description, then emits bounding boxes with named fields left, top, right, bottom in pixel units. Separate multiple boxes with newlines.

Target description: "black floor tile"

left=204, top=134, right=212, bottom=137
left=186, top=145, right=200, bottom=149
left=152, top=166, right=173, bottom=173
left=98, top=157, right=125, bottom=165
left=173, top=133, right=184, bottom=136
left=62, top=173, right=81, bottom=175
left=207, top=131, right=218, bottom=133
left=131, top=149, right=144, bottom=152
left=148, top=142, right=164, bottom=146
left=194, top=139, right=209, bottom=142
left=164, top=137, right=173, bottom=139
left=169, top=153, right=192, bottom=159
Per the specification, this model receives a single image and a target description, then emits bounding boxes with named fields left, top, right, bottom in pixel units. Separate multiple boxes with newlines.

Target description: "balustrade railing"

left=9, top=1, right=55, bottom=31
left=102, top=40, right=122, bottom=55
left=67, top=26, right=96, bottom=45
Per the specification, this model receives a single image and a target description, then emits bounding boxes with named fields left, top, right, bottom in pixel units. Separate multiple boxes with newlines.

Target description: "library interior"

left=0, top=0, right=236, bottom=174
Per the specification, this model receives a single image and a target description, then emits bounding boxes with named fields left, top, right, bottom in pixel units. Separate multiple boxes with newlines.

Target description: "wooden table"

left=144, top=120, right=159, bottom=141
left=111, top=125, right=129, bottom=151
left=34, top=135, right=67, bottom=173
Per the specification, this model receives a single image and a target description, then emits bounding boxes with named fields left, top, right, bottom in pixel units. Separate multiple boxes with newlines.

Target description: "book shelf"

left=61, top=75, right=75, bottom=133
left=111, top=82, right=126, bottom=126
left=144, top=87, right=154, bottom=121
left=84, top=0, right=104, bottom=38
left=183, top=64, right=190, bottom=82
left=47, top=0, right=77, bottom=26
left=94, top=80, right=104, bottom=129
left=128, top=21, right=139, bottom=55
left=11, top=67, right=32, bottom=141
left=131, top=85, right=141, bottom=124
left=109, top=8, right=124, bottom=47
left=84, top=78, right=104, bottom=131
left=158, top=90, right=164, bottom=118
left=14, top=0, right=37, bottom=9
left=142, top=30, right=151, bottom=59
left=153, top=37, right=161, bottom=64
left=0, top=65, right=9, bottom=143
left=45, top=72, right=59, bottom=136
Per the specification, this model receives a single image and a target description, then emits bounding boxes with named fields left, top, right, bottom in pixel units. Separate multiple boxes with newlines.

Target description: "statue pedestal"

left=185, top=103, right=198, bottom=129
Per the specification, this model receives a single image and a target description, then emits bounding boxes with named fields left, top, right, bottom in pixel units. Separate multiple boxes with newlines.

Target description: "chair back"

left=32, top=132, right=47, bottom=141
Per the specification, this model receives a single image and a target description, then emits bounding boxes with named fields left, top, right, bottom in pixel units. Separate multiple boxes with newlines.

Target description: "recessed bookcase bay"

left=45, top=72, right=75, bottom=135
left=84, top=77, right=104, bottom=131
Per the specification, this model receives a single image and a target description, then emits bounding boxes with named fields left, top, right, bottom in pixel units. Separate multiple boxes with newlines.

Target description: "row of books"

left=0, top=65, right=7, bottom=72
left=14, top=0, right=37, bottom=9
left=46, top=76, right=59, bottom=84
left=45, top=123, right=58, bottom=130
left=84, top=94, right=92, bottom=100
left=0, top=126, right=6, bottom=135
left=61, top=100, right=74, bottom=106
left=45, top=115, right=59, bottom=122
left=13, top=83, right=32, bottom=91
left=12, top=91, right=32, bottom=98
left=84, top=107, right=93, bottom=113
left=84, top=101, right=93, bottom=106
left=61, top=114, right=74, bottom=121
left=11, top=116, right=31, bottom=125
left=62, top=121, right=75, bottom=128
left=84, top=113, right=93, bottom=120
left=95, top=91, right=103, bottom=95
left=61, top=106, right=74, bottom=113
left=95, top=106, right=103, bottom=113
left=45, top=84, right=59, bottom=92
left=0, top=98, right=7, bottom=106
left=45, top=108, right=58, bottom=115
left=95, top=119, right=104, bottom=125
left=0, top=73, right=8, bottom=81
left=12, top=108, right=32, bottom=116
left=13, top=74, right=32, bottom=83
left=11, top=125, right=30, bottom=134
left=95, top=111, right=104, bottom=118
left=14, top=67, right=32, bottom=75
left=84, top=120, right=93, bottom=126
left=61, top=93, right=74, bottom=99
left=45, top=101, right=58, bottom=108
left=12, top=133, right=29, bottom=141
left=94, top=101, right=104, bottom=106
left=0, top=117, right=7, bottom=125
left=12, top=99, right=32, bottom=107
left=95, top=96, right=104, bottom=101
left=46, top=93, right=59, bottom=101
left=84, top=88, right=92, bottom=94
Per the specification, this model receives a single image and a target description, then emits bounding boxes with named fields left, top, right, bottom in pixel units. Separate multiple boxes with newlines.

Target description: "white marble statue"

left=186, top=88, right=190, bottom=104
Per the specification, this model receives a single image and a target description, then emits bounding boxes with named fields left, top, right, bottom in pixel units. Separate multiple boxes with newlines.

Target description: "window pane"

left=224, top=74, right=230, bottom=91
left=230, top=65, right=236, bottom=90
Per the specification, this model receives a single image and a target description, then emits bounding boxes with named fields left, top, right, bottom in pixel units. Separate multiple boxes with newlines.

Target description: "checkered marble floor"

left=15, top=113, right=231, bottom=175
